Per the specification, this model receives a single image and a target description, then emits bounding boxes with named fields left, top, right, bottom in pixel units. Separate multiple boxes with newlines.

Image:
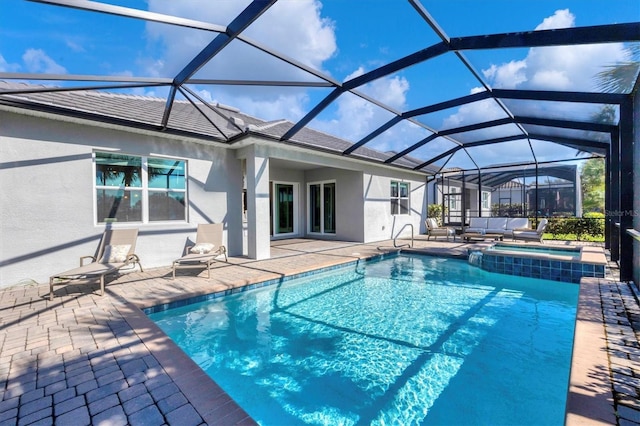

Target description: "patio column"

left=245, top=146, right=271, bottom=260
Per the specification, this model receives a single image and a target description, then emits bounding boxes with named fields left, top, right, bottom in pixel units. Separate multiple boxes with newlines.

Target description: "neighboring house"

left=428, top=171, right=492, bottom=225
left=430, top=164, right=582, bottom=225
left=0, top=82, right=430, bottom=287
left=491, top=165, right=582, bottom=217
left=492, top=181, right=527, bottom=215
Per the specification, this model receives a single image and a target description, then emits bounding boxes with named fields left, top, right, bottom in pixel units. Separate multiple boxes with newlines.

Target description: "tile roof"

left=0, top=81, right=438, bottom=174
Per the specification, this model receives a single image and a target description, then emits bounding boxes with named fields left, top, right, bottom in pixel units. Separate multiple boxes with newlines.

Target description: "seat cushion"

left=426, top=218, right=438, bottom=230
left=468, top=218, right=488, bottom=229
left=487, top=218, right=507, bottom=230
left=54, top=262, right=120, bottom=279
left=506, top=218, right=529, bottom=230
left=465, top=228, right=486, bottom=234
left=486, top=229, right=506, bottom=234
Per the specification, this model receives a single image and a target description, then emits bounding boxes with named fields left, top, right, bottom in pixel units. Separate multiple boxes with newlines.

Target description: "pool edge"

left=565, top=277, right=616, bottom=425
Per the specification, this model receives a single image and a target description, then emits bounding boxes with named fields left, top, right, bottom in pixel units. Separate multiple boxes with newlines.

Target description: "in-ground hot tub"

left=469, top=243, right=607, bottom=283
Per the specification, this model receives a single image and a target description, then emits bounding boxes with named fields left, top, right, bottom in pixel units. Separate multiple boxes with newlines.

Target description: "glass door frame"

left=271, top=181, right=299, bottom=237
left=307, top=180, right=336, bottom=235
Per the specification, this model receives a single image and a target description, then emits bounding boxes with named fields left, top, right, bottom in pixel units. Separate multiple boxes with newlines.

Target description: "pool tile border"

left=469, top=244, right=608, bottom=284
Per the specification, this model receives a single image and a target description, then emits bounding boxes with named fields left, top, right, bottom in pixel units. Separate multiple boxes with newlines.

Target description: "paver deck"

left=0, top=237, right=637, bottom=425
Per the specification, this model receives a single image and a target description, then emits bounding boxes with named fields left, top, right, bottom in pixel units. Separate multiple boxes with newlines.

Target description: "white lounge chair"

left=512, top=219, right=549, bottom=243
left=425, top=218, right=455, bottom=241
left=172, top=223, right=228, bottom=279
left=49, top=228, right=142, bottom=300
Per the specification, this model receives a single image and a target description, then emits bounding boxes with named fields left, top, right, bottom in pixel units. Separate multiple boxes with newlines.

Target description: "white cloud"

left=483, top=10, right=627, bottom=92
left=442, top=98, right=506, bottom=130
left=138, top=0, right=337, bottom=124
left=22, top=49, right=67, bottom=74
left=535, top=8, right=574, bottom=30
left=65, top=40, right=85, bottom=53
left=139, top=0, right=420, bottom=146
left=0, top=54, right=20, bottom=72
left=438, top=9, right=628, bottom=167
left=482, top=60, right=527, bottom=89
left=312, top=73, right=411, bottom=145
left=144, top=0, right=335, bottom=79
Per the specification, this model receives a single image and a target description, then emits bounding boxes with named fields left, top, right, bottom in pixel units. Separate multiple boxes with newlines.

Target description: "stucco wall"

left=362, top=171, right=426, bottom=243
left=0, top=110, right=242, bottom=287
left=253, top=144, right=428, bottom=244
left=1, top=108, right=432, bottom=287
left=305, top=167, right=364, bottom=242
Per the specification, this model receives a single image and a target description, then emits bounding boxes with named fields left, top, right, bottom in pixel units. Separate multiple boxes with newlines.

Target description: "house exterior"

left=0, top=83, right=428, bottom=287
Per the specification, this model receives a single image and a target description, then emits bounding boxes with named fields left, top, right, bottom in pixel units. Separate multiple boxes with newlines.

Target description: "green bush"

left=428, top=204, right=446, bottom=226
left=538, top=214, right=605, bottom=241
left=583, top=212, right=605, bottom=237
left=491, top=203, right=524, bottom=217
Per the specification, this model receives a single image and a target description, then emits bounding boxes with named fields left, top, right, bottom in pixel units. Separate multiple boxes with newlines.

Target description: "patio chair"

left=425, top=218, right=455, bottom=241
left=512, top=219, right=549, bottom=243
left=172, top=223, right=228, bottom=279
left=49, top=228, right=142, bottom=300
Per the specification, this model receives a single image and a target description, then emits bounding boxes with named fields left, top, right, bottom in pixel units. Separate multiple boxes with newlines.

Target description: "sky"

left=1, top=0, right=638, bottom=170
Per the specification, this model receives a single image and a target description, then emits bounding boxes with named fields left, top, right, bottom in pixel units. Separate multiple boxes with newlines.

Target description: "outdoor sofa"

left=464, top=217, right=530, bottom=240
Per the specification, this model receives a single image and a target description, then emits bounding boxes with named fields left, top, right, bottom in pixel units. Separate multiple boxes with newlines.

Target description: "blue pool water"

left=149, top=254, right=579, bottom=425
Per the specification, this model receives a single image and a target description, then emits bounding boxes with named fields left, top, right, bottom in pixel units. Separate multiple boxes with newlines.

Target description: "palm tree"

left=595, top=44, right=640, bottom=93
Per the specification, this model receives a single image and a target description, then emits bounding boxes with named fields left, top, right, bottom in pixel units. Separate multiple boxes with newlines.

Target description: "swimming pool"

left=149, top=254, right=578, bottom=425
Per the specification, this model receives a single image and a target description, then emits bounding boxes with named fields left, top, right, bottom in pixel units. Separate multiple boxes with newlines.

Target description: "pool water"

left=149, top=254, right=579, bottom=425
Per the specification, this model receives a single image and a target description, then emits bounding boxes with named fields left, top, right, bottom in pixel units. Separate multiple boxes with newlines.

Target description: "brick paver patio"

left=0, top=237, right=637, bottom=425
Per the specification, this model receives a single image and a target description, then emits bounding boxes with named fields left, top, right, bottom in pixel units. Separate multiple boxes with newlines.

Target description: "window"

left=482, top=191, right=490, bottom=209
left=390, top=181, right=410, bottom=215
left=449, top=186, right=459, bottom=210
left=95, top=152, right=186, bottom=223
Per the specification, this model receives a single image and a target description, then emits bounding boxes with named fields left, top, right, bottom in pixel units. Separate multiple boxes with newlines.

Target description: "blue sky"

left=1, top=0, right=638, bottom=169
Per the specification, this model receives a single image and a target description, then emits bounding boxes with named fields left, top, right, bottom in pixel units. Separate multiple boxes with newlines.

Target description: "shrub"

left=583, top=212, right=605, bottom=238
left=428, top=204, right=446, bottom=226
left=538, top=214, right=605, bottom=241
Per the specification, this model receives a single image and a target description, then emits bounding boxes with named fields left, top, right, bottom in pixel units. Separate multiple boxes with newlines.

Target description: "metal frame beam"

left=451, top=23, right=640, bottom=50
left=619, top=99, right=634, bottom=281
left=161, top=0, right=276, bottom=128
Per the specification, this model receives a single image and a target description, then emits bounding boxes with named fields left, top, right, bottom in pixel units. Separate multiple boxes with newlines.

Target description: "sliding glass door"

left=272, top=182, right=298, bottom=236
left=308, top=181, right=335, bottom=234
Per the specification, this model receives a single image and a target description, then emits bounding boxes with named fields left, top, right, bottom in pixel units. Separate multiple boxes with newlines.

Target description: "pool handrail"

left=393, top=223, right=414, bottom=248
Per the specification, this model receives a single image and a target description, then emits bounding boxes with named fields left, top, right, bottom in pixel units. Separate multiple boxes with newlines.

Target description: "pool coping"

left=565, top=277, right=616, bottom=425
left=115, top=296, right=256, bottom=425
